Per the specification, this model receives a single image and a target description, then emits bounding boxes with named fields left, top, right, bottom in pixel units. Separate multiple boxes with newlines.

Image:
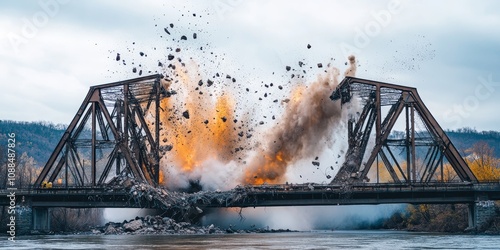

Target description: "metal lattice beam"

left=35, top=74, right=170, bottom=187
left=331, top=77, right=477, bottom=184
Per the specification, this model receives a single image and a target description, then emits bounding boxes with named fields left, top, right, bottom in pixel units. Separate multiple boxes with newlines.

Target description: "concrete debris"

left=182, top=110, right=190, bottom=119
left=91, top=214, right=295, bottom=236
left=123, top=219, right=143, bottom=232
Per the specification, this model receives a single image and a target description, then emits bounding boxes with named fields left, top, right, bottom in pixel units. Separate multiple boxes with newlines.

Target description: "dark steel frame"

left=331, top=77, right=477, bottom=184
left=34, top=74, right=169, bottom=187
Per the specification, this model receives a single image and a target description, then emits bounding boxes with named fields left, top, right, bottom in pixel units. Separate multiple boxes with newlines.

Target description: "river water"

left=4, top=231, right=500, bottom=249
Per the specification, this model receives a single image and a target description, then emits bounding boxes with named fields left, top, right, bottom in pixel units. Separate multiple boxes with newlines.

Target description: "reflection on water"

left=4, top=231, right=500, bottom=250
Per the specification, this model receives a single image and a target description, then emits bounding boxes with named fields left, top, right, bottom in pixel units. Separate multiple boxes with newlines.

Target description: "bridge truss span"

left=330, top=77, right=478, bottom=185
left=35, top=74, right=171, bottom=187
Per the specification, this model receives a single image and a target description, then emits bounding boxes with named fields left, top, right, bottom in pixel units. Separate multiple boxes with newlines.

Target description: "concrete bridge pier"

left=32, top=207, right=51, bottom=232
left=467, top=200, right=497, bottom=232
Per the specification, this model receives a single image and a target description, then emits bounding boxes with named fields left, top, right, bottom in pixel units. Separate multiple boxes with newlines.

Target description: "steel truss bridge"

left=2, top=75, right=499, bottom=230
left=2, top=182, right=500, bottom=209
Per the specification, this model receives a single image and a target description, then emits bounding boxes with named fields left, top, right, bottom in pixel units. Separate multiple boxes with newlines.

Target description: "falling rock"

left=312, top=161, right=320, bottom=166
left=181, top=35, right=187, bottom=40
left=317, top=63, right=323, bottom=68
left=168, top=54, right=175, bottom=60
left=115, top=53, right=120, bottom=61
left=182, top=110, right=190, bottom=119
left=123, top=220, right=143, bottom=232
left=164, top=27, right=170, bottom=35
left=307, top=44, right=311, bottom=49
left=193, top=33, right=197, bottom=39
left=285, top=66, right=291, bottom=71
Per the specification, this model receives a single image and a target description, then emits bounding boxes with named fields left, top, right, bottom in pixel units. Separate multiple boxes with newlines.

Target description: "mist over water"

left=201, top=205, right=405, bottom=231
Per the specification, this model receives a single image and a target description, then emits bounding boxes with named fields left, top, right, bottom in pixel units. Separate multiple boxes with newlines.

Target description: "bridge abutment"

left=467, top=200, right=496, bottom=232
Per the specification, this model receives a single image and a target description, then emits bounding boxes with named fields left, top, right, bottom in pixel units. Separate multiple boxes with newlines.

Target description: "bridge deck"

left=1, top=183, right=500, bottom=209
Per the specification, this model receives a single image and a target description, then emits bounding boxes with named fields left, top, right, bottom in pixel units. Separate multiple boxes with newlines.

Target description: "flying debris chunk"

left=182, top=110, right=190, bottom=119
left=164, top=27, right=170, bottom=35
left=307, top=44, right=311, bottom=49
left=285, top=66, right=291, bottom=71
left=132, top=67, right=137, bottom=73
left=207, top=79, right=214, bottom=87
left=115, top=53, right=120, bottom=61
left=168, top=54, right=175, bottom=60
left=181, top=35, right=187, bottom=40
left=317, top=63, right=323, bottom=68
left=193, top=33, right=197, bottom=39
left=203, top=120, right=209, bottom=125
left=312, top=161, right=320, bottom=166
left=221, top=117, right=227, bottom=122
left=198, top=80, right=203, bottom=86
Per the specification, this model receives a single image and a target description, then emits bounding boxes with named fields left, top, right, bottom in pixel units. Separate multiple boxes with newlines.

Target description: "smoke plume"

left=243, top=56, right=357, bottom=184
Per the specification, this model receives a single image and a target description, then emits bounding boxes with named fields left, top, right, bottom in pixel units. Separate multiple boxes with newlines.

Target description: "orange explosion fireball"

left=157, top=62, right=245, bottom=185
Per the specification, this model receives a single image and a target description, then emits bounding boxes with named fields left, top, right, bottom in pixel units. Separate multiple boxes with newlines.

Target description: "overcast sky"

left=1, top=0, right=499, bottom=131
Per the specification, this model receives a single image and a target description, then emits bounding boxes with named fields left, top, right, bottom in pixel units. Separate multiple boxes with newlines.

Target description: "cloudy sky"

left=1, top=0, right=499, bottom=131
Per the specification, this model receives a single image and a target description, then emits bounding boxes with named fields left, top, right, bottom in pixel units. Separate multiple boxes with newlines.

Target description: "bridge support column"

left=32, top=207, right=51, bottom=232
left=15, top=206, right=33, bottom=235
left=467, top=201, right=496, bottom=232
left=467, top=203, right=476, bottom=230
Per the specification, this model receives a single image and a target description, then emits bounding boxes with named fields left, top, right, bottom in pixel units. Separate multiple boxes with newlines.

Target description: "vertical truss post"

left=410, top=104, right=416, bottom=183
left=91, top=102, right=97, bottom=186
left=154, top=79, right=161, bottom=185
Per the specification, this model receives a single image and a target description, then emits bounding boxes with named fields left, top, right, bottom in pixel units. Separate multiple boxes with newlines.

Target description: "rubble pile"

left=93, top=215, right=225, bottom=235
left=108, top=175, right=249, bottom=221
left=91, top=215, right=296, bottom=235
